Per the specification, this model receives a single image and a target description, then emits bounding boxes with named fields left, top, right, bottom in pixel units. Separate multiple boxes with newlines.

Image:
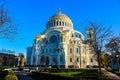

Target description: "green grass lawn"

left=31, top=69, right=109, bottom=80
left=43, top=72, right=80, bottom=77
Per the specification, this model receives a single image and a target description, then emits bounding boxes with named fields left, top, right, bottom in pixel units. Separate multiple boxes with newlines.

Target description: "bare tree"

left=101, top=53, right=111, bottom=68
left=105, top=37, right=120, bottom=55
left=0, top=0, right=18, bottom=40
left=106, top=37, right=120, bottom=69
left=83, top=21, right=113, bottom=75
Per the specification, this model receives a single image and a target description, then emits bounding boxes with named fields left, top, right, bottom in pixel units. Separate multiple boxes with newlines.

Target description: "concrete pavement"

left=14, top=71, right=34, bottom=80
left=102, top=68, right=120, bottom=80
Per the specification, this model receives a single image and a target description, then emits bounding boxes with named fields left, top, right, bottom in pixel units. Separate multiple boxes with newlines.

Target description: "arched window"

left=54, top=21, right=55, bottom=26
left=72, top=34, right=74, bottom=37
left=89, top=33, right=92, bottom=38
left=57, top=21, right=58, bottom=26
left=65, top=22, right=67, bottom=26
left=79, top=35, right=81, bottom=38
left=51, top=22, right=53, bottom=27
left=62, top=22, right=64, bottom=26
left=55, top=21, right=56, bottom=26
left=77, top=58, right=79, bottom=62
left=33, top=57, right=36, bottom=63
left=91, top=58, right=93, bottom=62
left=60, top=21, right=61, bottom=26
left=76, top=35, right=77, bottom=37
left=46, top=56, right=49, bottom=65
left=60, top=56, right=62, bottom=62
left=76, top=47, right=79, bottom=53
left=53, top=57, right=56, bottom=62
left=70, top=48, right=72, bottom=53
left=74, top=41, right=76, bottom=44
left=70, top=58, right=72, bottom=62
left=40, top=56, right=45, bottom=65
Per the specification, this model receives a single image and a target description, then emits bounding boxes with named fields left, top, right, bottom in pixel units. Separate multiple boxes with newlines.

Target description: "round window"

left=49, top=35, right=58, bottom=43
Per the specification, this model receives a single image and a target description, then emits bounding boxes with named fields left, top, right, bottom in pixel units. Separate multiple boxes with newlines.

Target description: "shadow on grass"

left=29, top=69, right=110, bottom=80
left=30, top=72, right=75, bottom=80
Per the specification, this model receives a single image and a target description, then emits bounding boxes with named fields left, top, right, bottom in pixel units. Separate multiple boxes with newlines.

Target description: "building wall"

left=26, top=47, right=32, bottom=65
left=28, top=29, right=96, bottom=68
left=0, top=55, right=3, bottom=65
left=0, top=53, right=17, bottom=66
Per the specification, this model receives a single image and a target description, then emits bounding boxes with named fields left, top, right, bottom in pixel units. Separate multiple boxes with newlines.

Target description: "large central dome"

left=46, top=10, right=73, bottom=29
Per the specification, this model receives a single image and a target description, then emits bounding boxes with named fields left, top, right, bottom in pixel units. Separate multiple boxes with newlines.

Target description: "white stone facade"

left=26, top=10, right=97, bottom=68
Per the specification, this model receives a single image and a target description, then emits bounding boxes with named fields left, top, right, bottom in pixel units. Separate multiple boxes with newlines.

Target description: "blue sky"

left=0, top=0, right=120, bottom=56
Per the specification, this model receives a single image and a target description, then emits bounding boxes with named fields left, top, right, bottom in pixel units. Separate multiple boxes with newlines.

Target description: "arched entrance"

left=45, top=56, right=49, bottom=66
left=40, top=56, right=45, bottom=66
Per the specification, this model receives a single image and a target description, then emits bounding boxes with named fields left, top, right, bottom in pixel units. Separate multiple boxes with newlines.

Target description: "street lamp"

left=116, top=55, right=120, bottom=72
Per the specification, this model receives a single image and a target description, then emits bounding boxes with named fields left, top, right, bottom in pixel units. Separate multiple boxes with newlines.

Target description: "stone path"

left=14, top=71, right=34, bottom=80
left=102, top=68, right=120, bottom=80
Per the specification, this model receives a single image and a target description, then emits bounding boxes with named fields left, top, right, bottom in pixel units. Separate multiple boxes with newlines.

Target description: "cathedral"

left=26, top=10, right=97, bottom=68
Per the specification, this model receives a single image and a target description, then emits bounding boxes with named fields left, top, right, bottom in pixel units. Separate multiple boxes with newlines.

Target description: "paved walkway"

left=102, top=68, right=120, bottom=80
left=14, top=71, right=34, bottom=80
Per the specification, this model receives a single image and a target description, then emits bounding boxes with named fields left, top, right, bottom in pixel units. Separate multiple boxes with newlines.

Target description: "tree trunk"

left=98, top=52, right=102, bottom=78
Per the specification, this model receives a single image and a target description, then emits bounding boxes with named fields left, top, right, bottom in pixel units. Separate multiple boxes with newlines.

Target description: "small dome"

left=46, top=9, right=73, bottom=28
left=72, top=30, right=84, bottom=41
left=87, top=29, right=94, bottom=34
left=61, top=31, right=66, bottom=38
left=35, top=34, right=41, bottom=41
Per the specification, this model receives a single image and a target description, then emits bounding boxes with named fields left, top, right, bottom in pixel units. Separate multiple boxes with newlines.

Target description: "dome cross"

left=58, top=8, right=62, bottom=15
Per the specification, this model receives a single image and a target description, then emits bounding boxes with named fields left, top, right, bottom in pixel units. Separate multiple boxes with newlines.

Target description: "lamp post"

left=116, top=55, right=120, bottom=72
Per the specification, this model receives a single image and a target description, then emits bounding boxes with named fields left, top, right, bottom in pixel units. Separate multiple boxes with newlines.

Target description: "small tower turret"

left=86, top=29, right=95, bottom=45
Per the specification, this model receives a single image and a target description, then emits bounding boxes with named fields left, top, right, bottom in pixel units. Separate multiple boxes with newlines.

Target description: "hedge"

left=40, top=68, right=98, bottom=72
left=4, top=75, right=18, bottom=80
left=0, top=66, right=12, bottom=71
left=0, top=70, right=18, bottom=80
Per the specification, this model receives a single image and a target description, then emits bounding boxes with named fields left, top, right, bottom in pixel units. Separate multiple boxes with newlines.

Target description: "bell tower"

left=86, top=29, right=95, bottom=45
